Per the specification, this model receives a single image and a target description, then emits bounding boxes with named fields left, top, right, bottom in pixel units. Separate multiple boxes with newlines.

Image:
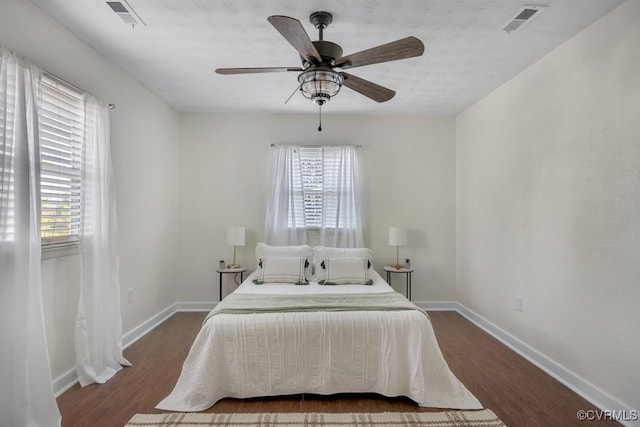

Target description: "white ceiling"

left=28, top=0, right=623, bottom=115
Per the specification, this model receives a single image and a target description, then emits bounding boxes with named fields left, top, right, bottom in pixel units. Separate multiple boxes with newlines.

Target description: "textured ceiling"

left=27, top=0, right=623, bottom=115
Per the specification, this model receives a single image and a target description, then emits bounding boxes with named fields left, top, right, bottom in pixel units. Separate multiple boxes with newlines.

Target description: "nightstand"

left=383, top=266, right=414, bottom=300
left=215, top=266, right=247, bottom=300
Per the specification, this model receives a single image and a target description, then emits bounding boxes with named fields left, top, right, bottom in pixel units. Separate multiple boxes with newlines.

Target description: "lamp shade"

left=226, top=226, right=245, bottom=246
left=388, top=227, right=407, bottom=247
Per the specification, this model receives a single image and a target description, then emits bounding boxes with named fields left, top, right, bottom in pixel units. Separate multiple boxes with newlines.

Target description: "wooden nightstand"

left=215, top=266, right=247, bottom=300
left=383, top=266, right=414, bottom=300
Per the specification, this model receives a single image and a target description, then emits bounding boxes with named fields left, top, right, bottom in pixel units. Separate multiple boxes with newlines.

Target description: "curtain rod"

left=270, top=143, right=362, bottom=148
left=43, top=71, right=116, bottom=110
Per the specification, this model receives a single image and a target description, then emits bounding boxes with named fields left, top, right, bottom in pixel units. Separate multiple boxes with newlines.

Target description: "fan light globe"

left=298, top=69, right=344, bottom=105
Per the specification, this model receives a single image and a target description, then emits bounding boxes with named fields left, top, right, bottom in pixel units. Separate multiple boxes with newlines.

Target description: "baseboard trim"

left=414, top=301, right=458, bottom=311
left=53, top=367, right=78, bottom=397
left=454, top=303, right=638, bottom=427
left=175, top=301, right=216, bottom=312
left=122, top=303, right=177, bottom=349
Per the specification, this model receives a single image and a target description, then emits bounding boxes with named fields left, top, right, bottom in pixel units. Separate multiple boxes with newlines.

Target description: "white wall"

left=177, top=113, right=456, bottom=303
left=0, top=0, right=180, bottom=379
left=456, top=0, right=640, bottom=412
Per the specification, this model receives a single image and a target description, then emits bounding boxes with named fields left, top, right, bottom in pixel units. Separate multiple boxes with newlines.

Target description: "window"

left=39, top=73, right=84, bottom=250
left=266, top=144, right=362, bottom=247
left=289, top=145, right=359, bottom=230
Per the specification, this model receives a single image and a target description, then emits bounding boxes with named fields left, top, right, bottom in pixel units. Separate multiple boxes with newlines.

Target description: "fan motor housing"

left=312, top=41, right=343, bottom=65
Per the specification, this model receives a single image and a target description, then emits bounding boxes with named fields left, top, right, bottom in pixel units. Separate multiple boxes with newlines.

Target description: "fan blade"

left=340, top=72, right=395, bottom=103
left=267, top=15, right=322, bottom=63
left=215, top=67, right=303, bottom=75
left=337, top=36, right=425, bottom=69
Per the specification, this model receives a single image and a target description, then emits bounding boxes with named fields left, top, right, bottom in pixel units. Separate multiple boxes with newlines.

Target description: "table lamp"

left=388, top=227, right=407, bottom=269
left=226, top=226, right=245, bottom=268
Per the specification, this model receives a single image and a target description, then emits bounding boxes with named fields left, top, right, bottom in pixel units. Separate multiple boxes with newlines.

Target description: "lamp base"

left=392, top=264, right=403, bottom=270
left=227, top=264, right=242, bottom=269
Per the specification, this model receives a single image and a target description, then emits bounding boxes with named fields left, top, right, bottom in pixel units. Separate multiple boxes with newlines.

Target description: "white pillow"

left=313, top=246, right=373, bottom=280
left=318, top=257, right=372, bottom=285
left=253, top=256, right=309, bottom=285
left=256, top=242, right=313, bottom=259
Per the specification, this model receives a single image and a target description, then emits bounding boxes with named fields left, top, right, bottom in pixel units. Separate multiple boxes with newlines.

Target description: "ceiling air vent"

left=106, top=1, right=146, bottom=28
left=501, top=6, right=546, bottom=33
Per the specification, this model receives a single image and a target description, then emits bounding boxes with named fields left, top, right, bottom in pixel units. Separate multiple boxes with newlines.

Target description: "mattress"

left=156, top=272, right=481, bottom=411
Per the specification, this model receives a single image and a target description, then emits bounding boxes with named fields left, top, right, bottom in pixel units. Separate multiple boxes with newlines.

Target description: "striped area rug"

left=126, top=410, right=506, bottom=426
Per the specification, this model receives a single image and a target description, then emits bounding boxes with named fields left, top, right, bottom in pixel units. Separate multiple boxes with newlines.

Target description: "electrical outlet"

left=516, top=296, right=522, bottom=312
left=127, top=288, right=134, bottom=304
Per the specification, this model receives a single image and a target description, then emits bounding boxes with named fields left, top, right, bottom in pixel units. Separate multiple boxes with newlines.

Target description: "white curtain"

left=264, top=145, right=307, bottom=245
left=75, top=94, right=130, bottom=386
left=0, top=47, right=61, bottom=427
left=319, top=145, right=363, bottom=247
left=264, top=145, right=363, bottom=248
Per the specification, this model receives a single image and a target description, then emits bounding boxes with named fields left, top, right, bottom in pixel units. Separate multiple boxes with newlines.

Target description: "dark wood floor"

left=57, top=311, right=619, bottom=427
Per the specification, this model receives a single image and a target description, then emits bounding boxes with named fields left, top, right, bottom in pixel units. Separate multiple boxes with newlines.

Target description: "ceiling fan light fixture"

left=216, top=12, right=425, bottom=114
left=298, top=68, right=344, bottom=105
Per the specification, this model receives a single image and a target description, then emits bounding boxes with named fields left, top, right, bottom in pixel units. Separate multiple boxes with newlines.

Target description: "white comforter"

left=156, top=273, right=481, bottom=411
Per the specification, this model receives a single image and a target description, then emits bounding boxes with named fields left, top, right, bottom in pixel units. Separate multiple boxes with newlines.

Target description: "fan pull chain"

left=318, top=105, right=322, bottom=132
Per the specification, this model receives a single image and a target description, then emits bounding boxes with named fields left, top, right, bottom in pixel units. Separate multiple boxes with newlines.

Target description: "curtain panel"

left=319, top=145, right=363, bottom=248
left=75, top=94, right=130, bottom=386
left=0, top=46, right=61, bottom=427
left=264, top=145, right=307, bottom=245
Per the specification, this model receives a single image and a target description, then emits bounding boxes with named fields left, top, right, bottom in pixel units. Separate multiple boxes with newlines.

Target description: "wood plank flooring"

left=56, top=311, right=619, bottom=426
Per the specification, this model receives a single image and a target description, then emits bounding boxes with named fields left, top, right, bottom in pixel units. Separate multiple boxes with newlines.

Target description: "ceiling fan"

left=215, top=11, right=425, bottom=109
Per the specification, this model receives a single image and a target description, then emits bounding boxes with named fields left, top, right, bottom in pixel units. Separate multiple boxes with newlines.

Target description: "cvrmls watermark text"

left=577, top=409, right=638, bottom=422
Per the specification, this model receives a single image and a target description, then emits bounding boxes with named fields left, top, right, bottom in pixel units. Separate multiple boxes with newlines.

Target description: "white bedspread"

left=156, top=273, right=482, bottom=411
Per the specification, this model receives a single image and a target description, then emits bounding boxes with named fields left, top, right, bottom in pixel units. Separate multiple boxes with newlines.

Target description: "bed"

left=156, top=244, right=481, bottom=411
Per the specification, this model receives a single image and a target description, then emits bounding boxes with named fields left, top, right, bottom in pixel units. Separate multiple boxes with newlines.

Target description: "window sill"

left=42, top=244, right=79, bottom=260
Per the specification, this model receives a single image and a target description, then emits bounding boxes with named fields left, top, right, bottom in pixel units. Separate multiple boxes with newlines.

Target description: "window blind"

left=299, top=146, right=323, bottom=228
left=289, top=146, right=356, bottom=230
left=320, top=146, right=355, bottom=229
left=0, top=68, right=17, bottom=242
left=39, top=73, right=84, bottom=249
